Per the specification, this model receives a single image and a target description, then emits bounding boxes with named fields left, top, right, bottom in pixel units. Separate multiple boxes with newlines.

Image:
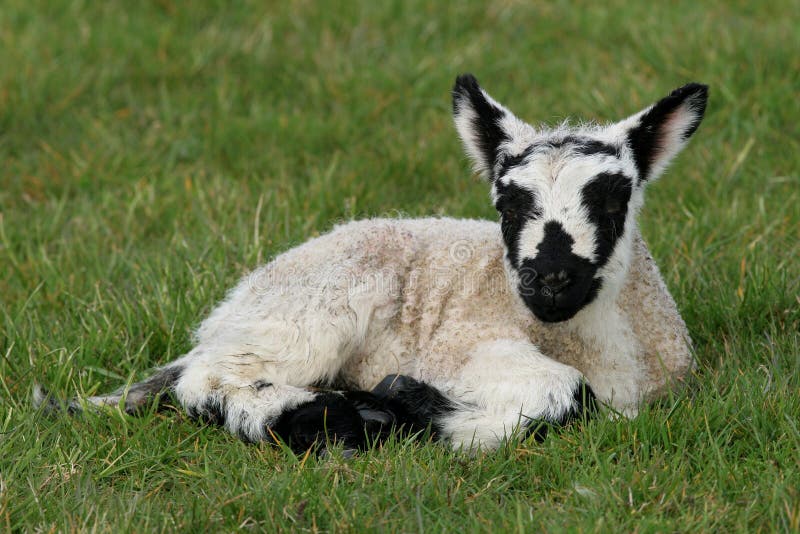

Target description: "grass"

left=1, top=0, right=798, bottom=531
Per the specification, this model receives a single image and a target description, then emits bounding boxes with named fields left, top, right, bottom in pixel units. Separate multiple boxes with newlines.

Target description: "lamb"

left=36, top=74, right=707, bottom=454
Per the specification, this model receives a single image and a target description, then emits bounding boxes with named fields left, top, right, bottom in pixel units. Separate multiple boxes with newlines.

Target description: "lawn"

left=1, top=0, right=798, bottom=531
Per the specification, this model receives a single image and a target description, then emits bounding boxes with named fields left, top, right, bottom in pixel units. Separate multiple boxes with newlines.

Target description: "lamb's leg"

left=172, top=309, right=403, bottom=453
left=34, top=361, right=188, bottom=416
left=37, top=307, right=400, bottom=455
left=173, top=352, right=400, bottom=452
left=375, top=340, right=596, bottom=451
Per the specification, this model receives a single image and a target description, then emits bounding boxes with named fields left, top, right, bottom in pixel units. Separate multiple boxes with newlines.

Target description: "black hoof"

left=371, top=374, right=453, bottom=436
left=269, top=392, right=396, bottom=455
left=525, top=381, right=598, bottom=442
left=562, top=381, right=598, bottom=424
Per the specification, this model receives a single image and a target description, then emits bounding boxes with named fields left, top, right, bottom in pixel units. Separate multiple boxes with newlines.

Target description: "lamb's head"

left=452, top=74, right=708, bottom=323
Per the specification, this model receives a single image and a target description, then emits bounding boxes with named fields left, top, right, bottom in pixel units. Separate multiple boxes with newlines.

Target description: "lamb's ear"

left=621, top=83, right=709, bottom=183
left=452, top=74, right=523, bottom=180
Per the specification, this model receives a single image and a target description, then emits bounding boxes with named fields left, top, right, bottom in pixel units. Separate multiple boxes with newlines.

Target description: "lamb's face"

left=453, top=74, right=708, bottom=323
left=491, top=142, right=636, bottom=322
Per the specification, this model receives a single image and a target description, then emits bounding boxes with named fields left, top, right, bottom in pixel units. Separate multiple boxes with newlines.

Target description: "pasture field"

left=1, top=1, right=798, bottom=531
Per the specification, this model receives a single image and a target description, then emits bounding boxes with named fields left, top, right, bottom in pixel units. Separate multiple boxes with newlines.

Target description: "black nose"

left=539, top=271, right=571, bottom=294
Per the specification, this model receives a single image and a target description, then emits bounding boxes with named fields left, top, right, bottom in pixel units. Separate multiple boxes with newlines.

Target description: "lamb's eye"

left=605, top=197, right=621, bottom=215
left=503, top=208, right=518, bottom=221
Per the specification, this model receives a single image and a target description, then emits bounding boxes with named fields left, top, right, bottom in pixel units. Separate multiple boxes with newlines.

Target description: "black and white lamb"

left=36, top=74, right=707, bottom=455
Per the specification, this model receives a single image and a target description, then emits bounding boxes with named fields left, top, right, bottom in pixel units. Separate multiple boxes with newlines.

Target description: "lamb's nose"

left=540, top=271, right=571, bottom=294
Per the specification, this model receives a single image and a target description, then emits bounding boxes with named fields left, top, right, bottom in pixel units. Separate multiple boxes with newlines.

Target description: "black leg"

left=371, top=374, right=454, bottom=437
left=268, top=392, right=397, bottom=455
left=525, top=381, right=598, bottom=442
left=265, top=375, right=456, bottom=455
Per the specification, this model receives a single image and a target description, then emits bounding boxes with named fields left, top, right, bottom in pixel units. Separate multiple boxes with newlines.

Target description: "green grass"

left=1, top=0, right=799, bottom=531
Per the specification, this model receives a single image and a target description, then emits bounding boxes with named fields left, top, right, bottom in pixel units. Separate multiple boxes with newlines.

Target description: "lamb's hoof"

left=32, top=384, right=81, bottom=416
left=526, top=381, right=598, bottom=442
left=566, top=381, right=598, bottom=422
left=371, top=374, right=454, bottom=435
left=371, top=374, right=420, bottom=398
left=269, top=392, right=396, bottom=456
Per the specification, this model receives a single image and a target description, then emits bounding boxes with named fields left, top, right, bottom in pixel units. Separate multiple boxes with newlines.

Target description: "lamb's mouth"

left=521, top=278, right=602, bottom=323
left=529, top=305, right=581, bottom=323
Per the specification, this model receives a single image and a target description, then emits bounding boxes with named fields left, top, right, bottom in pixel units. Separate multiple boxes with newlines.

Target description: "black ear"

left=624, top=83, right=709, bottom=182
left=452, top=74, right=515, bottom=180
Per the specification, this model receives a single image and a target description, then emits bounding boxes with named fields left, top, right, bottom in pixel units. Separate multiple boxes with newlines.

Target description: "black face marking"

left=518, top=222, right=600, bottom=322
left=497, top=146, right=536, bottom=177
left=495, top=172, right=631, bottom=322
left=584, top=278, right=602, bottom=306
left=508, top=171, right=631, bottom=323
left=497, top=138, right=620, bottom=181
left=627, top=83, right=708, bottom=182
left=580, top=172, right=633, bottom=266
left=452, top=73, right=508, bottom=177
left=494, top=180, right=541, bottom=268
left=573, top=139, right=621, bottom=158
left=530, top=136, right=620, bottom=158
left=493, top=168, right=628, bottom=322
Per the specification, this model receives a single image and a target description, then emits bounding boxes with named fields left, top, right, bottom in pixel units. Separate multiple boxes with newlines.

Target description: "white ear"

left=618, top=83, right=709, bottom=183
left=452, top=74, right=529, bottom=180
